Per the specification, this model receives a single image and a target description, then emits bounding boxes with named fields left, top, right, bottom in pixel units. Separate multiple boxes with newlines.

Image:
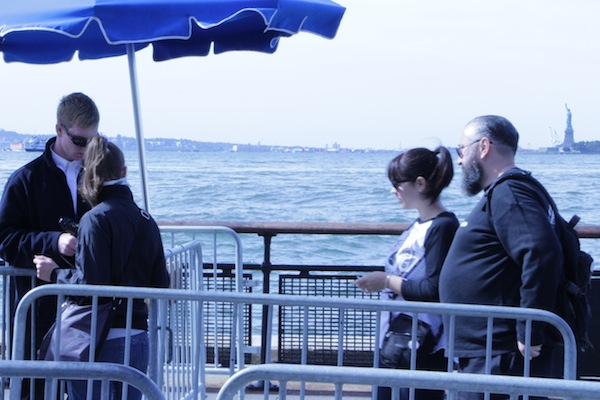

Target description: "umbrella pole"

left=126, top=43, right=151, bottom=212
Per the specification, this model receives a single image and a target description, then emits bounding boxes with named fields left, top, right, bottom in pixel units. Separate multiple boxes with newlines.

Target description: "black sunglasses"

left=392, top=179, right=411, bottom=188
left=61, top=124, right=92, bottom=147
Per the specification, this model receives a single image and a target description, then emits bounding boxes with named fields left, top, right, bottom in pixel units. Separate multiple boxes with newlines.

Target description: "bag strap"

left=487, top=170, right=581, bottom=231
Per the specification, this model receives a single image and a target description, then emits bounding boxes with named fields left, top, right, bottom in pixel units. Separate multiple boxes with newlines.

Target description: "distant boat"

left=25, top=137, right=45, bottom=152
left=9, top=142, right=25, bottom=152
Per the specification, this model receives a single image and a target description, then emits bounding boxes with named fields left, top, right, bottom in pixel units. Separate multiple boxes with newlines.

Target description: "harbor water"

left=0, top=149, right=599, bottom=266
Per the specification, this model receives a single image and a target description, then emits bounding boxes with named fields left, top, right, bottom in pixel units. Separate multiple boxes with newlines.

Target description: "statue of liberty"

left=562, top=103, right=574, bottom=148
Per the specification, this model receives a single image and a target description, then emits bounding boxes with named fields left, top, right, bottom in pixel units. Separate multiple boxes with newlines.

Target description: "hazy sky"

left=1, top=0, right=599, bottom=150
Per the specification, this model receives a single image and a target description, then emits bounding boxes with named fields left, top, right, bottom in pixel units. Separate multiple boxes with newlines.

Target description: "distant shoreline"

left=1, top=130, right=599, bottom=154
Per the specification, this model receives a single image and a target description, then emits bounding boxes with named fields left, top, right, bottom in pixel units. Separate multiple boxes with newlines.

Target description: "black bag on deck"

left=487, top=170, right=594, bottom=351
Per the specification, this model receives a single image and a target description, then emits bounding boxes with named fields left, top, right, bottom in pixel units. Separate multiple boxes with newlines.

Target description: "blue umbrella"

left=0, top=0, right=346, bottom=210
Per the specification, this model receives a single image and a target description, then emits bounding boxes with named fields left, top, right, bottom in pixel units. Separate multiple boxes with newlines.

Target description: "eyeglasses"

left=61, top=124, right=93, bottom=147
left=455, top=138, right=483, bottom=158
left=392, top=179, right=411, bottom=188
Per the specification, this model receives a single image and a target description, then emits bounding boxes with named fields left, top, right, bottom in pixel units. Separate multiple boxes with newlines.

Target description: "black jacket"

left=75, top=184, right=169, bottom=329
left=0, top=138, right=91, bottom=345
left=0, top=138, right=89, bottom=268
left=439, top=168, right=562, bottom=357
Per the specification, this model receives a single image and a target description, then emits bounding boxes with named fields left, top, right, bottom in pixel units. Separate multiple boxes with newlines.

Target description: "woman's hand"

left=517, top=341, right=542, bottom=359
left=355, top=271, right=388, bottom=293
left=33, top=255, right=59, bottom=282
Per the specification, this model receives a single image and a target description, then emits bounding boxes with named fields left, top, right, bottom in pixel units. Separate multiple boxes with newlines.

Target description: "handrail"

left=157, top=220, right=600, bottom=238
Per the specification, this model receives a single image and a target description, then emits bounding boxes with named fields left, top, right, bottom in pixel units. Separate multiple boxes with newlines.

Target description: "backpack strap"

left=484, top=169, right=577, bottom=228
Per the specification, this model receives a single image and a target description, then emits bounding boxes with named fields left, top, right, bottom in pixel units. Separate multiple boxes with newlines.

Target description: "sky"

left=1, top=0, right=600, bottom=150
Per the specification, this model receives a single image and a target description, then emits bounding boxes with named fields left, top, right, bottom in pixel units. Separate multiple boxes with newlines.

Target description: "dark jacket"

left=0, top=138, right=89, bottom=267
left=439, top=168, right=562, bottom=357
left=75, top=184, right=169, bottom=329
left=0, top=137, right=91, bottom=345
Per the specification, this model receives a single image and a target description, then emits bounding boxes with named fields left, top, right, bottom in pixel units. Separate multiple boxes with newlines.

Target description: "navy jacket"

left=0, top=138, right=91, bottom=345
left=0, top=138, right=89, bottom=268
left=75, top=184, right=169, bottom=329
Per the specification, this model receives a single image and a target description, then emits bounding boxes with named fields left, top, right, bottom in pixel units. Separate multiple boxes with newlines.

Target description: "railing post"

left=255, top=233, right=276, bottom=390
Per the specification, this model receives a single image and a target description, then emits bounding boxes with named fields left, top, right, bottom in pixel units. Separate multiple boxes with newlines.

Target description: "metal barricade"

left=160, top=226, right=245, bottom=294
left=11, top=285, right=580, bottom=400
left=161, top=240, right=252, bottom=389
left=161, top=228, right=253, bottom=371
left=1, top=360, right=164, bottom=400
left=0, top=266, right=36, bottom=393
left=2, top=228, right=248, bottom=400
left=216, top=364, right=600, bottom=400
left=11, top=285, right=252, bottom=400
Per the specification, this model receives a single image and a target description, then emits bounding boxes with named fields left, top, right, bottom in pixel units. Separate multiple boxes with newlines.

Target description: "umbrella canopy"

left=0, top=0, right=345, bottom=209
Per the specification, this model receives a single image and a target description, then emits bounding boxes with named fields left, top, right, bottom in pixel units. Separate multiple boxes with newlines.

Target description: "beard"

left=461, top=157, right=484, bottom=196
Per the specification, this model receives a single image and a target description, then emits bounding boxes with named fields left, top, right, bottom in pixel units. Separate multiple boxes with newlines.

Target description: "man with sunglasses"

left=0, top=92, right=98, bottom=399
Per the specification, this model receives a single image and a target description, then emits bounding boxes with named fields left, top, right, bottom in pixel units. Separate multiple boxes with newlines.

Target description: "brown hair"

left=79, top=136, right=125, bottom=206
left=387, top=146, right=454, bottom=203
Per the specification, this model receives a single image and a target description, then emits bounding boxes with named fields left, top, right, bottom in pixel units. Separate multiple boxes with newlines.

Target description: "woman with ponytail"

left=355, top=146, right=457, bottom=400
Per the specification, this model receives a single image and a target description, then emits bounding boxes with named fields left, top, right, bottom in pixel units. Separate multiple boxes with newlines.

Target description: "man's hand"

left=58, top=232, right=77, bottom=257
left=517, top=341, right=542, bottom=359
left=33, top=255, right=59, bottom=282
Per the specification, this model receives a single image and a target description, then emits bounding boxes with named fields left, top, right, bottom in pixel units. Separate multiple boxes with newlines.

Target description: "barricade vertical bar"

left=122, top=297, right=135, bottom=400
left=263, top=304, right=274, bottom=400
left=196, top=298, right=206, bottom=399
left=372, top=311, right=381, bottom=400
left=280, top=379, right=288, bottom=400
left=301, top=305, right=309, bottom=399
left=337, top=308, right=344, bottom=366
left=446, top=314, right=457, bottom=400
left=335, top=308, right=345, bottom=400
left=147, top=298, right=158, bottom=384
left=485, top=316, right=494, bottom=375
left=29, top=282, right=37, bottom=400
left=484, top=316, right=493, bottom=400
left=89, top=296, right=99, bottom=362
left=100, top=378, right=110, bottom=400
left=524, top=319, right=532, bottom=379
left=86, top=296, right=100, bottom=400
left=1, top=271, right=11, bottom=393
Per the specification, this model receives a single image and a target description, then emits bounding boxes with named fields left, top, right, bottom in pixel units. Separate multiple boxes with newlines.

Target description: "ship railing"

left=10, top=284, right=580, bottom=400
left=158, top=221, right=600, bottom=378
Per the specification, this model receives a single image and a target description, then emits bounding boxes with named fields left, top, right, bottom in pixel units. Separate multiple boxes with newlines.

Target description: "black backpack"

left=486, top=170, right=594, bottom=351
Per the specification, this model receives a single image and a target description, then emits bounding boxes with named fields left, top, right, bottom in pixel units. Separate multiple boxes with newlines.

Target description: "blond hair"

left=79, top=136, right=125, bottom=206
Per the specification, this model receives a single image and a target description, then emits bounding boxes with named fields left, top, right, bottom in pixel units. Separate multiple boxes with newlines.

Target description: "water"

left=0, top=149, right=598, bottom=266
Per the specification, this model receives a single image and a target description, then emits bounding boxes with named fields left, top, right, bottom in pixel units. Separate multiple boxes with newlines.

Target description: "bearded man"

left=439, top=115, right=563, bottom=400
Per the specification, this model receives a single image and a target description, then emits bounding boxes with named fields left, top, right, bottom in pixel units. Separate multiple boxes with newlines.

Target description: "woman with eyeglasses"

left=355, top=146, right=457, bottom=400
